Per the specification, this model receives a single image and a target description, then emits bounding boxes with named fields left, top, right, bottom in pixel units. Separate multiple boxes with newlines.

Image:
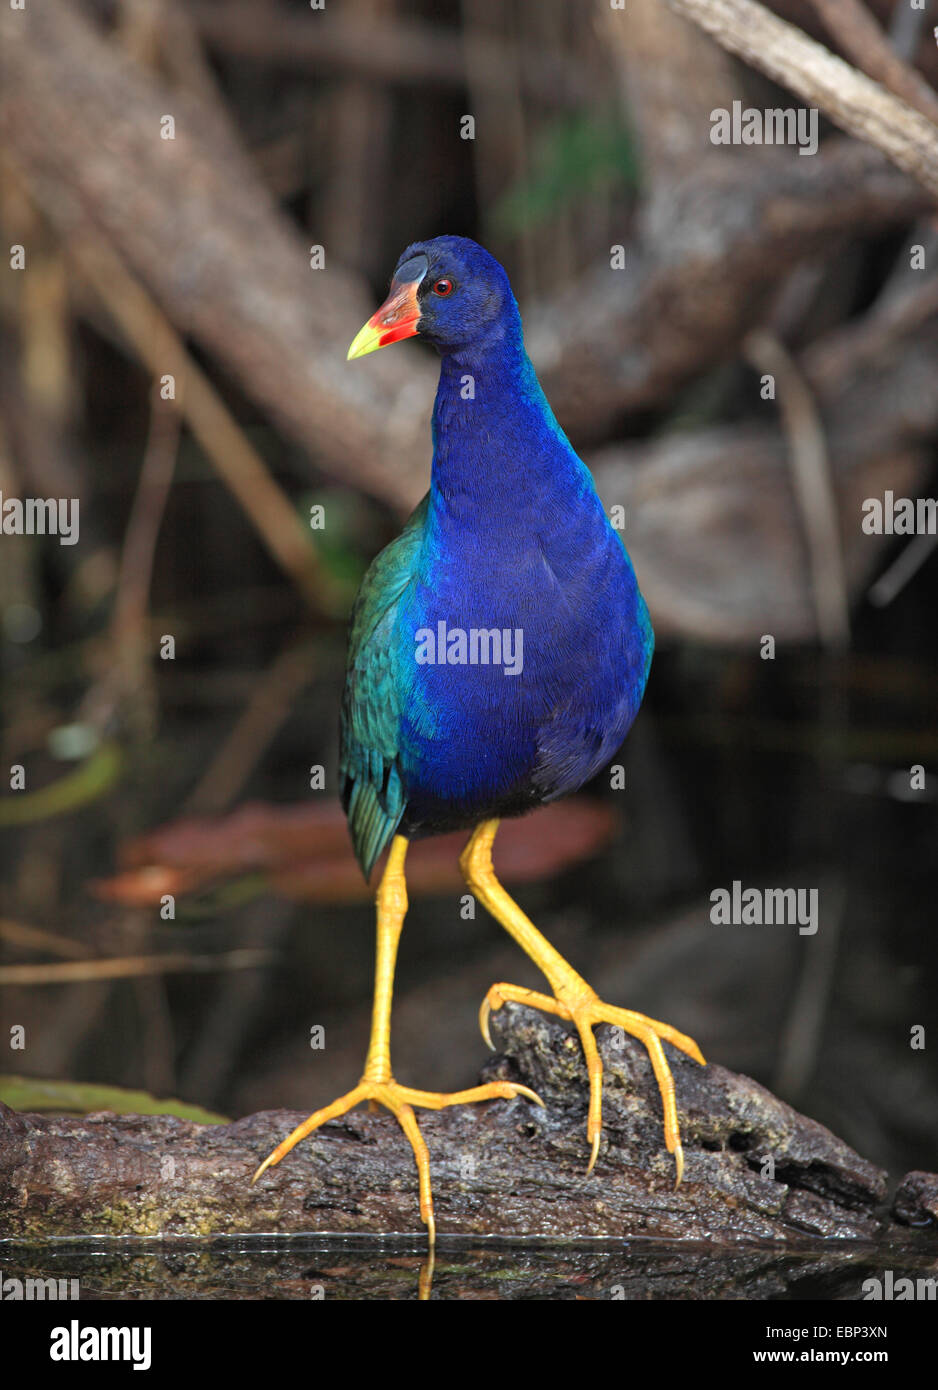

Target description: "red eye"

left=432, top=277, right=454, bottom=297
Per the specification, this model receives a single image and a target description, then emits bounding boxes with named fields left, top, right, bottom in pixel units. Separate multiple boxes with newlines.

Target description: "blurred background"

left=1, top=0, right=936, bottom=1186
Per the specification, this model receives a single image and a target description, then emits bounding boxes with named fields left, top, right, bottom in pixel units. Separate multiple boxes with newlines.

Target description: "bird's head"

left=347, top=236, right=517, bottom=360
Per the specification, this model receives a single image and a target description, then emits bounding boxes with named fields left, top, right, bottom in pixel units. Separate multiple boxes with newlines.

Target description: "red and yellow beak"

left=347, top=253, right=428, bottom=360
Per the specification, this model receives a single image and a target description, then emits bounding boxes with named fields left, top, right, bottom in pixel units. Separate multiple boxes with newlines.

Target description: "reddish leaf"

left=89, top=798, right=617, bottom=906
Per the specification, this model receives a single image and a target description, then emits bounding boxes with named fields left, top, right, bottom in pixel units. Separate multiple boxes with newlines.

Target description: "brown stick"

left=0, top=949, right=271, bottom=987
left=600, top=0, right=739, bottom=185
left=188, top=1, right=591, bottom=109
left=1, top=1, right=928, bottom=515
left=0, top=0, right=435, bottom=511
left=532, top=139, right=932, bottom=441
left=65, top=230, right=335, bottom=614
left=661, top=0, right=938, bottom=198
left=808, top=0, right=938, bottom=127
left=180, top=639, right=317, bottom=817
left=743, top=331, right=850, bottom=649
left=0, top=918, right=94, bottom=960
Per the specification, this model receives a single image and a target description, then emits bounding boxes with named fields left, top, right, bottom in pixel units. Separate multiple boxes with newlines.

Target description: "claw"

left=250, top=1154, right=275, bottom=1186
left=586, top=1128, right=600, bottom=1176
left=478, top=979, right=703, bottom=1186
left=479, top=996, right=496, bottom=1050
left=250, top=1075, right=542, bottom=1245
left=461, top=821, right=704, bottom=1198
left=514, top=1084, right=546, bottom=1108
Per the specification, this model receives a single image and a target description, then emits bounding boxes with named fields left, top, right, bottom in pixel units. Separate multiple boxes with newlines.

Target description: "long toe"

left=251, top=1074, right=543, bottom=1243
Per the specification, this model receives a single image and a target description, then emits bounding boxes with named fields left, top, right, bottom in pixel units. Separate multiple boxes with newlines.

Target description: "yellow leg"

left=251, top=834, right=543, bottom=1243
left=460, top=819, right=705, bottom=1184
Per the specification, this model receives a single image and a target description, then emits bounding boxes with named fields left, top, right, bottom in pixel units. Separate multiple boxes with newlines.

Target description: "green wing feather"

left=340, top=493, right=428, bottom=877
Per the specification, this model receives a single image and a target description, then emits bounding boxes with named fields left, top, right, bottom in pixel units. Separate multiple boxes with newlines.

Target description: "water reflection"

left=3, top=1236, right=935, bottom=1301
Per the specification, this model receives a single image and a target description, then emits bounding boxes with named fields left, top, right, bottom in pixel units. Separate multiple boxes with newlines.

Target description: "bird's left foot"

left=479, top=981, right=705, bottom=1183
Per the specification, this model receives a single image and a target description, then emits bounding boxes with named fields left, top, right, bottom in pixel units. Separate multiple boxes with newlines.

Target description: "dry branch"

left=1, top=1, right=934, bottom=648
left=600, top=0, right=740, bottom=184
left=189, top=1, right=591, bottom=109
left=662, top=0, right=938, bottom=197
left=532, top=139, right=931, bottom=439
left=0, top=949, right=270, bottom=988
left=743, top=330, right=849, bottom=649
left=0, top=0, right=435, bottom=511
left=65, top=230, right=335, bottom=614
left=591, top=320, right=938, bottom=641
left=809, top=0, right=938, bottom=126
left=1, top=2, right=928, bottom=512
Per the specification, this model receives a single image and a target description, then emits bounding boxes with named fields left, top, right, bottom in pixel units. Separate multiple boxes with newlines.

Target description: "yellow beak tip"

left=347, top=327, right=382, bottom=361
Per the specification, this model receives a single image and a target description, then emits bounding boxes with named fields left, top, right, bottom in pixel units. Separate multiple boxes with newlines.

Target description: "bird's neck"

left=428, top=333, right=591, bottom=528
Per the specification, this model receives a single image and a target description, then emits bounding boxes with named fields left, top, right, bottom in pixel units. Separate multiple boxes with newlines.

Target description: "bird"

left=252, top=235, right=705, bottom=1241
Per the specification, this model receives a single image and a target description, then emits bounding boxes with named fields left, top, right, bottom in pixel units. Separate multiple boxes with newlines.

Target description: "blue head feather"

left=394, top=235, right=520, bottom=358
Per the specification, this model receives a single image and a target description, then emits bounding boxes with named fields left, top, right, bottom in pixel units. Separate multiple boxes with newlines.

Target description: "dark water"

left=3, top=1235, right=936, bottom=1301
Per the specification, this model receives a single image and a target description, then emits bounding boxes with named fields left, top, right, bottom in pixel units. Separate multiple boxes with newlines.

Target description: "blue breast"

left=391, top=340, right=653, bottom=835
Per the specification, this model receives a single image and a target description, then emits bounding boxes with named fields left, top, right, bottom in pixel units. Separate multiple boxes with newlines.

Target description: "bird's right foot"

left=251, top=1075, right=543, bottom=1243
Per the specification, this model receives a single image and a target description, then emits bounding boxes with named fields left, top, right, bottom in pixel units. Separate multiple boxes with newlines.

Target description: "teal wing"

left=340, top=493, right=428, bottom=878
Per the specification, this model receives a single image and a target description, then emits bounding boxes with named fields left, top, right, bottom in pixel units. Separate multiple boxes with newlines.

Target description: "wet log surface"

left=2, top=1005, right=934, bottom=1267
